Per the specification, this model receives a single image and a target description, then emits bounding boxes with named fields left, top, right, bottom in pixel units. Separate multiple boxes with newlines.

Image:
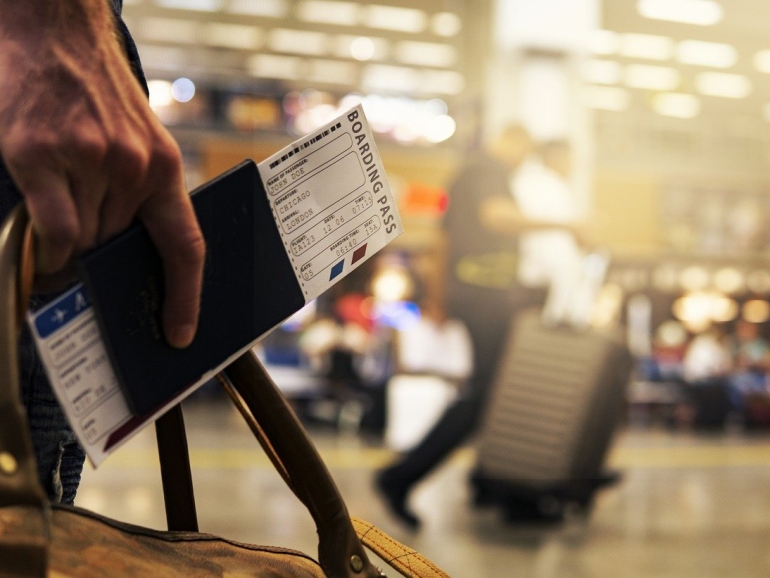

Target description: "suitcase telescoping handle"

left=0, top=205, right=448, bottom=578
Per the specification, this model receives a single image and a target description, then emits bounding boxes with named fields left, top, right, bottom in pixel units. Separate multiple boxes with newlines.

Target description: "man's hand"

left=0, top=0, right=205, bottom=348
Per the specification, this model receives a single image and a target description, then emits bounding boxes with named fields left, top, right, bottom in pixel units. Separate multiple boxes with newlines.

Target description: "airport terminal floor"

left=77, top=397, right=770, bottom=578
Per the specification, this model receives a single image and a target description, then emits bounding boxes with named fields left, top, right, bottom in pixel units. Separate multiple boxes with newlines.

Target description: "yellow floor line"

left=94, top=444, right=770, bottom=471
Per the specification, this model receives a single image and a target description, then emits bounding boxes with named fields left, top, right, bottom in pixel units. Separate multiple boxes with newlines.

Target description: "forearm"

left=0, top=0, right=122, bottom=116
left=0, top=0, right=113, bottom=41
left=479, top=196, right=571, bottom=234
left=479, top=196, right=591, bottom=244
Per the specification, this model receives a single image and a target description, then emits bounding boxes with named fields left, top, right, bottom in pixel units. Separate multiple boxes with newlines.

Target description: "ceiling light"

left=372, top=267, right=414, bottom=302
left=362, top=5, right=427, bottom=33
left=581, top=60, right=623, bottom=85
left=710, top=295, right=739, bottom=323
left=247, top=54, right=303, bottom=80
left=637, top=0, right=723, bottom=26
left=134, top=44, right=185, bottom=70
left=652, top=93, right=700, bottom=118
left=713, top=268, right=745, bottom=294
left=349, top=37, right=376, bottom=61
left=621, top=33, right=674, bottom=61
left=625, top=64, right=680, bottom=90
left=203, top=22, right=263, bottom=50
left=334, top=35, right=388, bottom=61
left=227, top=0, right=288, bottom=18
left=148, top=80, right=174, bottom=109
left=656, top=320, right=688, bottom=347
left=584, top=86, right=630, bottom=111
left=423, top=115, right=456, bottom=143
left=156, top=0, right=223, bottom=11
left=171, top=78, right=195, bottom=103
left=268, top=28, right=329, bottom=56
left=743, top=300, right=770, bottom=323
left=589, top=30, right=621, bottom=56
left=677, top=40, right=737, bottom=68
left=431, top=12, right=462, bottom=37
left=672, top=292, right=713, bottom=333
left=695, top=72, right=751, bottom=98
left=680, top=266, right=710, bottom=291
left=395, top=41, right=456, bottom=68
left=305, top=59, right=357, bottom=85
left=362, top=64, right=420, bottom=93
left=296, top=1, right=359, bottom=26
left=141, top=18, right=199, bottom=43
left=754, top=50, right=770, bottom=73
left=424, top=99, right=448, bottom=115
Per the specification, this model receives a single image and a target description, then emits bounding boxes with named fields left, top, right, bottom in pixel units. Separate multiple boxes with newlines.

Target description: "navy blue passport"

left=77, top=160, right=305, bottom=416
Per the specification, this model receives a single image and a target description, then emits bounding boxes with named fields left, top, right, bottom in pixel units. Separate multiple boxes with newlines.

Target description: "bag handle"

left=218, top=367, right=450, bottom=578
left=0, top=204, right=45, bottom=509
left=221, top=354, right=383, bottom=578
left=0, top=204, right=50, bottom=575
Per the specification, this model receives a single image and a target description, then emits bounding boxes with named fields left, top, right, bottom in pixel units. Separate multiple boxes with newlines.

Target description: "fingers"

left=9, top=162, right=79, bottom=274
left=138, top=142, right=205, bottom=349
left=4, top=123, right=111, bottom=270
left=97, top=136, right=150, bottom=242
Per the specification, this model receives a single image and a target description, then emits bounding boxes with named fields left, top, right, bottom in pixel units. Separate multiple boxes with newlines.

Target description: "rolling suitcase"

left=471, top=308, right=633, bottom=521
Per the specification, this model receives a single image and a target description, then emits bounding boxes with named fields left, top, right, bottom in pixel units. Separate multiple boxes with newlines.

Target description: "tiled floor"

left=78, top=399, right=770, bottom=577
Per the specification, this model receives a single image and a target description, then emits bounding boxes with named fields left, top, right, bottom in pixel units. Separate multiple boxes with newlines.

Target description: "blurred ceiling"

left=122, top=0, right=472, bottom=99
left=122, top=0, right=770, bottom=176
left=599, top=0, right=770, bottom=116
left=585, top=1, right=770, bottom=176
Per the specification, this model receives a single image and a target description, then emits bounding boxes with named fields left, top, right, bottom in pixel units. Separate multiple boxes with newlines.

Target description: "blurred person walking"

left=375, top=129, right=594, bottom=529
left=375, top=125, right=551, bottom=529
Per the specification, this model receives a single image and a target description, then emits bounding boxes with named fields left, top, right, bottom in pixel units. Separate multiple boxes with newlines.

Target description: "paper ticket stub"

left=259, top=104, right=403, bottom=302
left=27, top=285, right=190, bottom=466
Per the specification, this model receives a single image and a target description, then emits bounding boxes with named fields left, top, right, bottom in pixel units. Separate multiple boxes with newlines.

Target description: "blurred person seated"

left=649, top=320, right=689, bottom=383
left=682, top=326, right=734, bottom=429
left=727, top=320, right=770, bottom=425
left=631, top=320, right=690, bottom=428
left=384, top=299, right=473, bottom=455
left=299, top=292, right=391, bottom=433
left=395, top=298, right=473, bottom=382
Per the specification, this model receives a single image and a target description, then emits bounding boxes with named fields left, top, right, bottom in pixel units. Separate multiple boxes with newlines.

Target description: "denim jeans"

left=18, top=325, right=87, bottom=504
left=0, top=0, right=145, bottom=505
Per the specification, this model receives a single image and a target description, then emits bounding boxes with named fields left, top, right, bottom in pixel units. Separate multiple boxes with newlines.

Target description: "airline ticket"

left=28, top=106, right=402, bottom=466
left=259, top=104, right=402, bottom=301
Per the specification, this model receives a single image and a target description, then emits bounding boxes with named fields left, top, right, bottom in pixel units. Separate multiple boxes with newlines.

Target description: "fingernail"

left=170, top=323, right=196, bottom=348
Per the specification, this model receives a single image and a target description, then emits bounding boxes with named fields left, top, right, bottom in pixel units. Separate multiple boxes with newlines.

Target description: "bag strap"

left=219, top=360, right=449, bottom=578
left=222, top=352, right=384, bottom=578
left=0, top=204, right=43, bottom=508
left=0, top=204, right=50, bottom=574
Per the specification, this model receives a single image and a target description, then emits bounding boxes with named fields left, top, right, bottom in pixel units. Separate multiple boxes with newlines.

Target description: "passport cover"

left=77, top=160, right=305, bottom=415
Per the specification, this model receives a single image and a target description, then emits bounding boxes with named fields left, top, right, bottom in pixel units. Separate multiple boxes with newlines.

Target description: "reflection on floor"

left=79, top=399, right=770, bottom=577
